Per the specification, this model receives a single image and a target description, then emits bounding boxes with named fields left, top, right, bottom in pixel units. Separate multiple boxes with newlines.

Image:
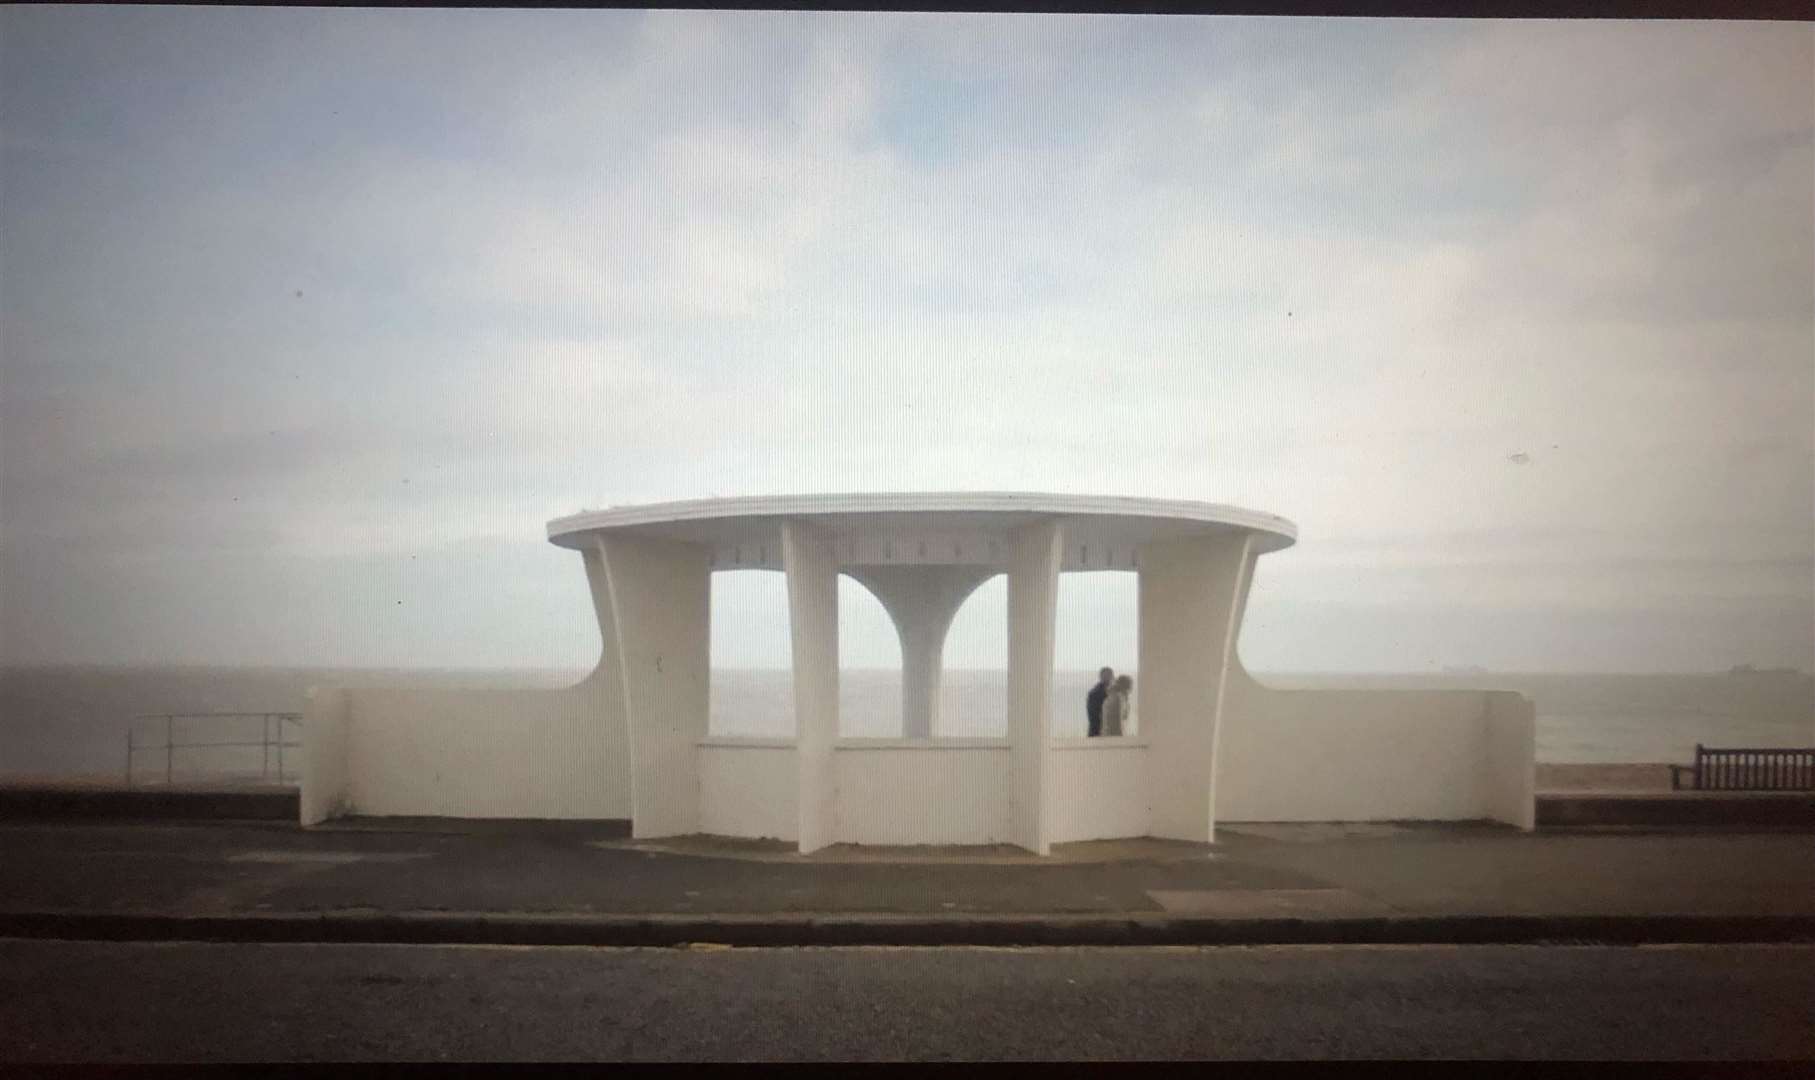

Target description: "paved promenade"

left=1, top=818, right=1810, bottom=946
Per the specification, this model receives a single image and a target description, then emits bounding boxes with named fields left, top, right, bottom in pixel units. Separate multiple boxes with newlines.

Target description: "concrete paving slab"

left=1147, top=889, right=1399, bottom=917
left=227, top=851, right=431, bottom=865
left=594, top=835, right=1221, bottom=864
left=0, top=821, right=1810, bottom=946
left=1223, top=830, right=1815, bottom=919
left=316, top=816, right=630, bottom=838
left=1218, top=822, right=1513, bottom=845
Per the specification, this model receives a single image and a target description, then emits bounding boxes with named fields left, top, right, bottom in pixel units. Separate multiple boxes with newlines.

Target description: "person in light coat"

left=1101, top=674, right=1134, bottom=737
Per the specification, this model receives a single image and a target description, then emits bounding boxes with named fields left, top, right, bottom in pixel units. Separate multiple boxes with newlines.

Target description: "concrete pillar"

left=1138, top=530, right=1256, bottom=845
left=579, top=543, right=632, bottom=815
left=599, top=533, right=711, bottom=839
left=844, top=566, right=995, bottom=739
left=783, top=521, right=840, bottom=854
left=1006, top=519, right=1064, bottom=855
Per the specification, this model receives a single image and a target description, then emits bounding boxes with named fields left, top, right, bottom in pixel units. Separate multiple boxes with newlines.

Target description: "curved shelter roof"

left=547, top=493, right=1296, bottom=572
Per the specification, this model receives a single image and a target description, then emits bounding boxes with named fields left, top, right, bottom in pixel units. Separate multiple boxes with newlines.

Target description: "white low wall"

left=1215, top=663, right=1535, bottom=827
left=1483, top=691, right=1538, bottom=829
left=698, top=739, right=798, bottom=841
left=302, top=664, right=1534, bottom=835
left=300, top=671, right=628, bottom=824
left=696, top=738, right=1159, bottom=846
left=1047, top=740, right=1150, bottom=843
left=834, top=741, right=1012, bottom=845
left=300, top=687, right=350, bottom=825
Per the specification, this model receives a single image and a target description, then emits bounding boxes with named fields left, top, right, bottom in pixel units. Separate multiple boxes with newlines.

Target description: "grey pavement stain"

left=227, top=851, right=431, bottom=864
left=1147, top=888, right=1400, bottom=917
left=589, top=835, right=1221, bottom=865
left=179, top=862, right=345, bottom=915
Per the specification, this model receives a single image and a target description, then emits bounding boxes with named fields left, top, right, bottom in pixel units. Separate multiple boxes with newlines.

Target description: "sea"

left=1, top=665, right=1810, bottom=781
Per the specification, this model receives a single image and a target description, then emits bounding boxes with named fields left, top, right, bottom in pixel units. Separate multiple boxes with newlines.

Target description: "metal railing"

left=125, top=712, right=304, bottom=786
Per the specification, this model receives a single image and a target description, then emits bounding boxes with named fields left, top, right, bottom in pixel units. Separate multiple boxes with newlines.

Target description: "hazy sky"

left=2, top=10, right=1811, bottom=674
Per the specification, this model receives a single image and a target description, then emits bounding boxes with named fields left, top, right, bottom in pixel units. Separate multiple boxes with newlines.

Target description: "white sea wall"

left=698, top=739, right=797, bottom=841
left=301, top=665, right=1536, bottom=832
left=834, top=742, right=1014, bottom=845
left=299, top=686, right=350, bottom=825
left=1215, top=660, right=1535, bottom=827
left=1047, top=739, right=1150, bottom=842
left=300, top=671, right=628, bottom=824
left=1484, top=690, right=1538, bottom=828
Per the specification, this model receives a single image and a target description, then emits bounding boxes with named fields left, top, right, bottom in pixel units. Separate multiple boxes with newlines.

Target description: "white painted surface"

left=299, top=687, right=349, bottom=826
left=309, top=492, right=1535, bottom=845
left=601, top=533, right=710, bottom=839
left=1006, top=520, right=1063, bottom=855
left=1216, top=660, right=1534, bottom=826
left=698, top=743, right=798, bottom=841
left=784, top=521, right=840, bottom=853
left=834, top=737, right=1009, bottom=750
left=1484, top=691, right=1538, bottom=829
left=1050, top=737, right=1149, bottom=749
left=547, top=492, right=1298, bottom=564
left=833, top=745, right=1012, bottom=845
left=301, top=546, right=631, bottom=824
left=1139, top=532, right=1255, bottom=843
left=1047, top=742, right=1150, bottom=842
left=342, top=678, right=624, bottom=819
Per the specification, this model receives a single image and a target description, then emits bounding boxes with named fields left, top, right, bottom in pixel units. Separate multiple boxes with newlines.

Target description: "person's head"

left=1098, top=667, right=1114, bottom=686
left=1114, top=674, right=1133, bottom=693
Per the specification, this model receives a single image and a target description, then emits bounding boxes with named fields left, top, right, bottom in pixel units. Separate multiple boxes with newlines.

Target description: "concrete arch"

left=845, top=565, right=996, bottom=739
left=937, top=573, right=1008, bottom=738
left=834, top=572, right=905, bottom=737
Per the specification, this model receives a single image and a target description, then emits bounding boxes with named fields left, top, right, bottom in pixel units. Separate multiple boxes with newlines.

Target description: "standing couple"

left=1085, top=667, right=1134, bottom=737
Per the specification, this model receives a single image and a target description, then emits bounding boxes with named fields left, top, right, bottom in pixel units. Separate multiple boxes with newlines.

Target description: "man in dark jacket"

left=1086, top=667, right=1114, bottom=737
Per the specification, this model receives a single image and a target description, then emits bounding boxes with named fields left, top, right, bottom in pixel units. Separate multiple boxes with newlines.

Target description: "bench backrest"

left=1690, top=745, right=1815, bottom=791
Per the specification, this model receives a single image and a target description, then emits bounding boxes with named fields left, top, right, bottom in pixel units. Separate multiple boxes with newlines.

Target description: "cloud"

left=2, top=12, right=1809, bottom=670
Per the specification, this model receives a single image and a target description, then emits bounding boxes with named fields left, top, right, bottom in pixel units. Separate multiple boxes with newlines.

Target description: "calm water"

left=1, top=665, right=1810, bottom=779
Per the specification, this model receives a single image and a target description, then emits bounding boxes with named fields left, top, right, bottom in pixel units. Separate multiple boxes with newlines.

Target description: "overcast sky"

left=2, top=10, right=1810, bottom=674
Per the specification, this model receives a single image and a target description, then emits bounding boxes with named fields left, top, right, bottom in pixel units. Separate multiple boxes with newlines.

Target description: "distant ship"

left=1441, top=665, right=1490, bottom=675
left=1725, top=666, right=1815, bottom=706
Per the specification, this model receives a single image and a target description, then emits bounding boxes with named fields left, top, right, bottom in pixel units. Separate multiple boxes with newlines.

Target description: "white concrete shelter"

left=303, top=494, right=1536, bottom=850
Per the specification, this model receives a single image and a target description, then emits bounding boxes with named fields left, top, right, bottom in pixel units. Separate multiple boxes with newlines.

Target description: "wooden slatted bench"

left=1669, top=744, right=1815, bottom=791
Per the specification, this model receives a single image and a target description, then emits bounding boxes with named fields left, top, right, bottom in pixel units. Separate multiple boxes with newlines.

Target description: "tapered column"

left=845, top=566, right=995, bottom=738
left=783, top=521, right=840, bottom=854
left=1006, top=519, right=1064, bottom=855
left=1138, top=530, right=1256, bottom=844
left=580, top=542, right=632, bottom=817
left=599, top=533, right=711, bottom=839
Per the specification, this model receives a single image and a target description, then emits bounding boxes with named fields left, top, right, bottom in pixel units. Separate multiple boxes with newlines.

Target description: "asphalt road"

left=1, top=940, right=1811, bottom=1061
